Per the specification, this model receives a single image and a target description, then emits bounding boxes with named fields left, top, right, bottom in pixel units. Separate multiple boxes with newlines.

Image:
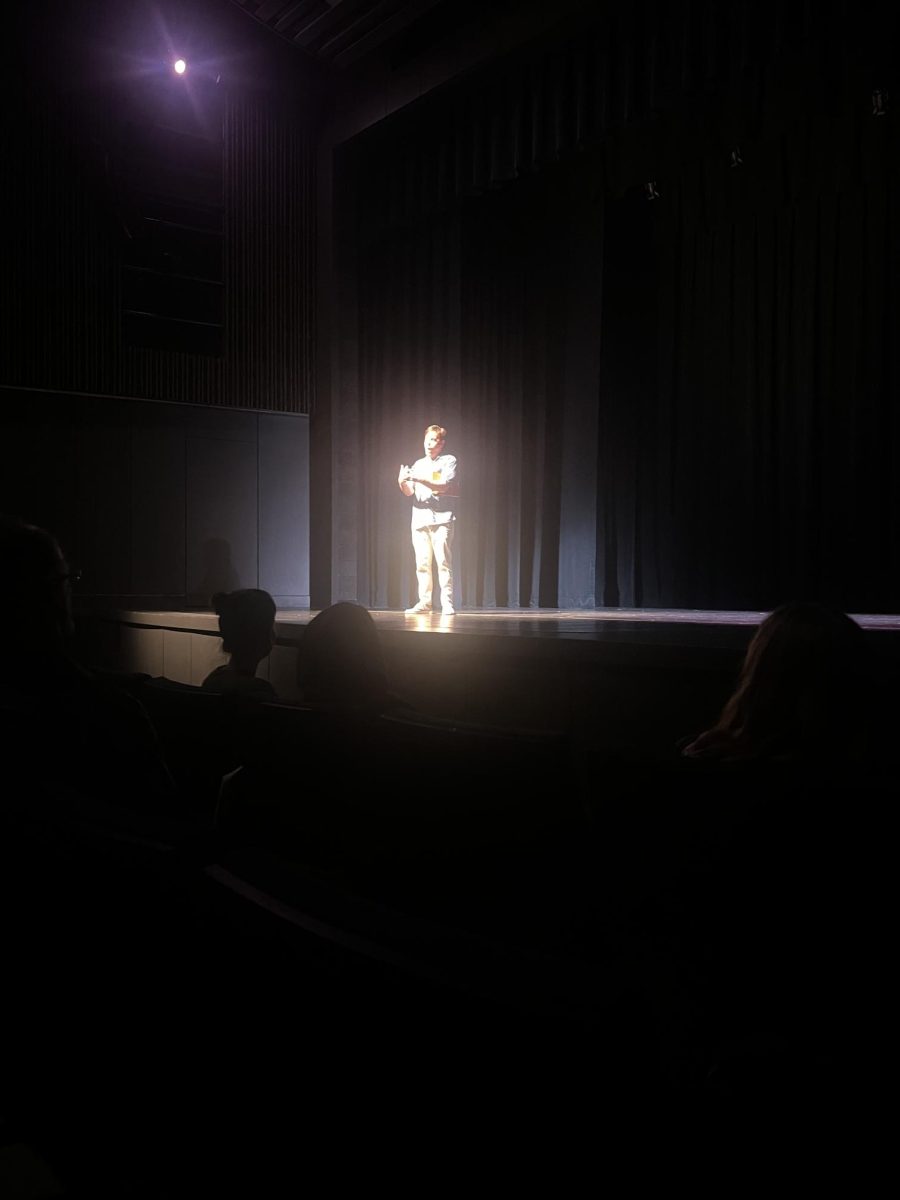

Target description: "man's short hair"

left=425, top=424, right=447, bottom=441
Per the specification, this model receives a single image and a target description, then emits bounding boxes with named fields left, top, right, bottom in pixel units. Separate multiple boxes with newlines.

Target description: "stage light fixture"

left=645, top=180, right=660, bottom=200
left=871, top=88, right=888, bottom=116
left=730, top=146, right=743, bottom=168
left=173, top=58, right=187, bottom=75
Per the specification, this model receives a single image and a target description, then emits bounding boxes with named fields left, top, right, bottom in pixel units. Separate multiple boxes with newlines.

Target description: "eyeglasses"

left=54, top=567, right=83, bottom=585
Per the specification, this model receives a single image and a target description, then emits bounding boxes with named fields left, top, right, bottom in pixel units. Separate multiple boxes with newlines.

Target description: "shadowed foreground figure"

left=0, top=517, right=193, bottom=1193
left=654, top=601, right=896, bottom=1095
left=202, top=587, right=278, bottom=701
left=0, top=515, right=176, bottom=814
left=296, top=600, right=395, bottom=715
left=680, top=599, right=886, bottom=769
left=217, top=602, right=401, bottom=847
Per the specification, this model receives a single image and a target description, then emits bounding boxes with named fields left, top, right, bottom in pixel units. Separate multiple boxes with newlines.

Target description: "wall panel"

left=1, top=388, right=310, bottom=609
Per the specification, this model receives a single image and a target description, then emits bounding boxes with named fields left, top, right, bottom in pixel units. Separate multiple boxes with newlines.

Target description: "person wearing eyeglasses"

left=0, top=514, right=177, bottom=814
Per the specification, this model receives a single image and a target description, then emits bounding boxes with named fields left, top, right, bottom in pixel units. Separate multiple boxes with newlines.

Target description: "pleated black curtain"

left=332, top=0, right=898, bottom=611
left=354, top=202, right=463, bottom=610
left=458, top=164, right=608, bottom=609
left=601, top=79, right=899, bottom=611
left=340, top=152, right=602, bottom=610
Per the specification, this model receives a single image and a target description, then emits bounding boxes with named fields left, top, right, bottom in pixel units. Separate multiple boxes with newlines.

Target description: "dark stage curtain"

left=355, top=204, right=464, bottom=611
left=458, top=166, right=604, bottom=608
left=600, top=78, right=899, bottom=611
left=333, top=0, right=898, bottom=611
left=340, top=152, right=603, bottom=611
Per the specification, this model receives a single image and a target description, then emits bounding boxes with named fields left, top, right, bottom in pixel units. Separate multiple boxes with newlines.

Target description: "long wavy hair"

left=296, top=602, right=389, bottom=714
left=699, top=601, right=872, bottom=761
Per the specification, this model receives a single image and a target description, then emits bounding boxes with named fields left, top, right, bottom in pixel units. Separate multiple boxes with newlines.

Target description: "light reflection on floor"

left=268, top=606, right=900, bottom=650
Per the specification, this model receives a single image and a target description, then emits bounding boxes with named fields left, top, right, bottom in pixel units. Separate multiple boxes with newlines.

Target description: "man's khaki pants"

left=412, top=522, right=454, bottom=610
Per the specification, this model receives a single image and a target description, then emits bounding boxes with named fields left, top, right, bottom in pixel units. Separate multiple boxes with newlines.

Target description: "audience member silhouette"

left=652, top=600, right=895, bottom=1091
left=680, top=600, right=884, bottom=773
left=202, top=588, right=278, bottom=701
left=217, top=602, right=420, bottom=864
left=295, top=601, right=397, bottom=716
left=0, top=515, right=177, bottom=815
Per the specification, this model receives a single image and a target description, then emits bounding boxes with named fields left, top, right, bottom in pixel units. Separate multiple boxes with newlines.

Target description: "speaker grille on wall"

left=114, top=74, right=225, bottom=358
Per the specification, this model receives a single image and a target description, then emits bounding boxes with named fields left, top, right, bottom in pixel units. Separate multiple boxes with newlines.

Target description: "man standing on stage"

left=398, top=424, right=459, bottom=615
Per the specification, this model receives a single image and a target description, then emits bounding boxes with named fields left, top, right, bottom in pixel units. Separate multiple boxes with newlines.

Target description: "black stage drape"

left=332, top=0, right=898, bottom=611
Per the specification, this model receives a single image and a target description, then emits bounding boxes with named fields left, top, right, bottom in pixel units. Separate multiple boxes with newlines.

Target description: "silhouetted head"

left=296, top=602, right=388, bottom=714
left=0, top=515, right=76, bottom=648
left=212, top=588, right=276, bottom=662
left=712, top=600, right=871, bottom=759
